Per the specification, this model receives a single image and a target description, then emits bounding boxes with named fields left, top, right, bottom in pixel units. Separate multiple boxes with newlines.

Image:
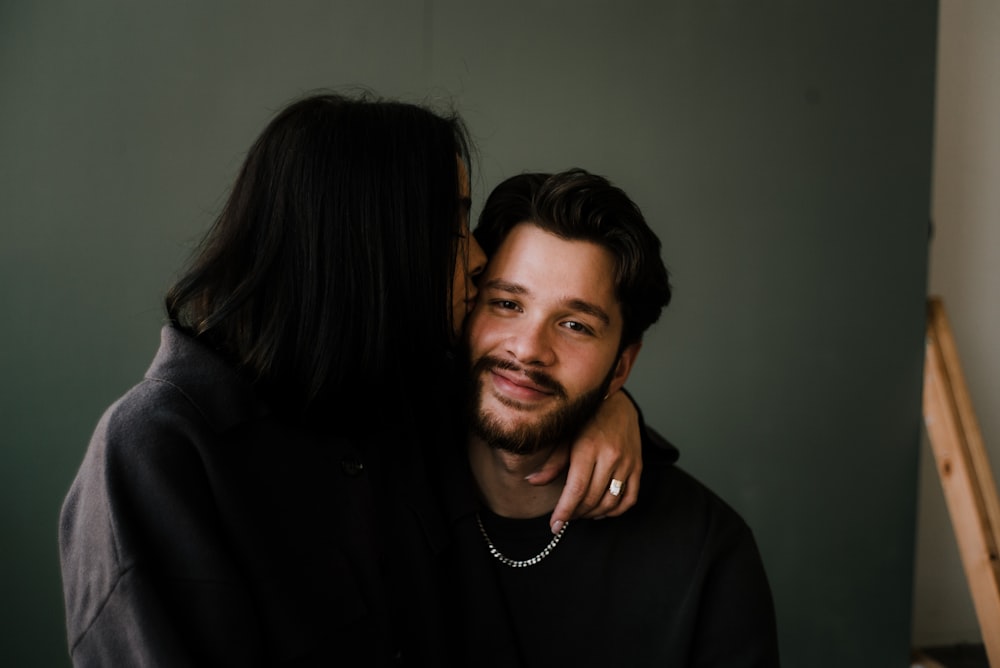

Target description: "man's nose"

left=506, top=319, right=556, bottom=367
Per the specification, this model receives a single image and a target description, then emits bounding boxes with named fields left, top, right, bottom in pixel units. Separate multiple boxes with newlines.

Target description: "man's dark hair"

left=475, top=169, right=672, bottom=348
left=166, top=92, right=472, bottom=424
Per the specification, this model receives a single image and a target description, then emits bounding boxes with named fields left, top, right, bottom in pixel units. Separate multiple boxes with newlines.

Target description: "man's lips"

left=490, top=368, right=554, bottom=397
left=471, top=355, right=566, bottom=403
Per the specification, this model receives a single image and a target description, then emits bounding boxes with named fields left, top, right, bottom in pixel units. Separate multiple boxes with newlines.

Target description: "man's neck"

left=467, top=434, right=565, bottom=519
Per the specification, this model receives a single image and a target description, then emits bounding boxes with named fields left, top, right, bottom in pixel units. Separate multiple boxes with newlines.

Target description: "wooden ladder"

left=923, top=297, right=1000, bottom=665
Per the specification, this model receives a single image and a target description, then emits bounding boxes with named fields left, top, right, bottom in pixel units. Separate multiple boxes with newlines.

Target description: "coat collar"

left=146, top=326, right=269, bottom=432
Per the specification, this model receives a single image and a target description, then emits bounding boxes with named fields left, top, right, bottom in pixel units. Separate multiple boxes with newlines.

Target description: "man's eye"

left=492, top=300, right=520, bottom=311
left=562, top=321, right=594, bottom=335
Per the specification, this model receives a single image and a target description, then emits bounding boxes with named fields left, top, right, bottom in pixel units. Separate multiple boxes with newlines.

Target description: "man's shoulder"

left=636, top=435, right=753, bottom=537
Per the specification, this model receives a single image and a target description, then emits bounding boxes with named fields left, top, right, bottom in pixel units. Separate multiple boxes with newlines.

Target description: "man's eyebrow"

left=566, top=299, right=611, bottom=326
left=483, top=278, right=527, bottom=295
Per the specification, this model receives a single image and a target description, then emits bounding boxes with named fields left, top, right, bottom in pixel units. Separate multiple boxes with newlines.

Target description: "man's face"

left=465, top=223, right=639, bottom=454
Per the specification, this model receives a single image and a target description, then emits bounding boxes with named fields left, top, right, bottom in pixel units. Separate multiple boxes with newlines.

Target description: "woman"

left=59, top=92, right=643, bottom=665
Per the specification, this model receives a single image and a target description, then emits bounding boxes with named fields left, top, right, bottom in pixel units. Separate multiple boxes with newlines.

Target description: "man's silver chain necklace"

left=475, top=513, right=570, bottom=568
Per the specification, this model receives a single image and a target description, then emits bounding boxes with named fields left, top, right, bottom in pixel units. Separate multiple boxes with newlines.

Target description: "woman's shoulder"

left=104, top=326, right=264, bottom=438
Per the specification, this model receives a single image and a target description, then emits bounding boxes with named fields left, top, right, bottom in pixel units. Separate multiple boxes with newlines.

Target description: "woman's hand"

left=526, top=389, right=642, bottom=533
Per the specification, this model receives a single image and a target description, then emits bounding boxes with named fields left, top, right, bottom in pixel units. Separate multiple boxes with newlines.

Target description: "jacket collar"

left=145, top=326, right=270, bottom=432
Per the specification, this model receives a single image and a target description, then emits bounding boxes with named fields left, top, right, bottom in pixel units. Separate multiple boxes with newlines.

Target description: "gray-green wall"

left=0, top=2, right=937, bottom=665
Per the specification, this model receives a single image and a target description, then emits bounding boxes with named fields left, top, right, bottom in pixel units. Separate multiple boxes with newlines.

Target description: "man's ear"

left=607, top=341, right=642, bottom=396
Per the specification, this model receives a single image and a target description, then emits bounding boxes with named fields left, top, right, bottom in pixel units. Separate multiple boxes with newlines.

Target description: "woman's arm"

left=527, top=389, right=643, bottom=533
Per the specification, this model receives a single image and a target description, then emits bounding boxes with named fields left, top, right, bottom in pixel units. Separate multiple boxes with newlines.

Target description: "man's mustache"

left=472, top=355, right=567, bottom=398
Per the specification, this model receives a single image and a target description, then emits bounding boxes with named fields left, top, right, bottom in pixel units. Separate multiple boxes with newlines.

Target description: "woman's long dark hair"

left=166, top=92, right=471, bottom=428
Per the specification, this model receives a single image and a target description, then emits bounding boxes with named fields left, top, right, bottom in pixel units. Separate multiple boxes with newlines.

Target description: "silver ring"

left=608, top=478, right=624, bottom=497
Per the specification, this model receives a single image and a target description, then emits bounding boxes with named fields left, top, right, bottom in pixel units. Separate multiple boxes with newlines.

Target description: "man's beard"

left=467, top=354, right=615, bottom=455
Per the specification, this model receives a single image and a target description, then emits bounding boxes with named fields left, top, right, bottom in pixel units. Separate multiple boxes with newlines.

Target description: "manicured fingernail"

left=550, top=520, right=565, bottom=534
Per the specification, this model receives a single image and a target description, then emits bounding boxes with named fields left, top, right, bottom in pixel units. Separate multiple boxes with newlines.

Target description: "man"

left=447, top=169, right=780, bottom=666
